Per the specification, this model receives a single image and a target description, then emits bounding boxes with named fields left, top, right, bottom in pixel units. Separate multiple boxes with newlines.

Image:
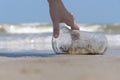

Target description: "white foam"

left=4, top=25, right=52, bottom=34
left=106, top=34, right=120, bottom=49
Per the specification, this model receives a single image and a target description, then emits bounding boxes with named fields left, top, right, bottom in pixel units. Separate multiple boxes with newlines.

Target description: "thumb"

left=53, top=22, right=59, bottom=38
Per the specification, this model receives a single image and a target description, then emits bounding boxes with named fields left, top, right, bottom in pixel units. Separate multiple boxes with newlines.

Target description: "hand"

left=48, top=0, right=79, bottom=38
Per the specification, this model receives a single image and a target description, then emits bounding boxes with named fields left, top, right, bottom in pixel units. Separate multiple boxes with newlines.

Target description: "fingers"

left=65, top=12, right=80, bottom=30
left=53, top=22, right=59, bottom=38
left=71, top=22, right=80, bottom=30
left=70, top=13, right=79, bottom=30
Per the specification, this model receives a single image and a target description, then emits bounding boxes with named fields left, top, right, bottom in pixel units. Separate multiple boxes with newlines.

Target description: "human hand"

left=48, top=0, right=79, bottom=38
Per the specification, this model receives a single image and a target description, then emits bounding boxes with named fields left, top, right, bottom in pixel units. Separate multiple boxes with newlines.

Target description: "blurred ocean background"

left=0, top=23, right=119, bottom=56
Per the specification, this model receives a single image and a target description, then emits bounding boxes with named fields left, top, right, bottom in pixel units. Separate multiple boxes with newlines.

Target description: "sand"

left=0, top=55, right=120, bottom=80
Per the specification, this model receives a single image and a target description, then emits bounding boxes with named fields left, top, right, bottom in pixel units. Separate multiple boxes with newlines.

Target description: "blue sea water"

left=0, top=23, right=119, bottom=57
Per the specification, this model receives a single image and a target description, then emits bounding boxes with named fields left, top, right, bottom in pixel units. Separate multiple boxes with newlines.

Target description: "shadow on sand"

left=0, top=50, right=55, bottom=57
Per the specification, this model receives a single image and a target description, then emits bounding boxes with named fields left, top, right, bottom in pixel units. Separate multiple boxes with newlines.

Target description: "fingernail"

left=54, top=34, right=58, bottom=38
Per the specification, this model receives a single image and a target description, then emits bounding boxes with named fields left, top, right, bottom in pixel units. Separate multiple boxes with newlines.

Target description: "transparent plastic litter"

left=52, top=24, right=107, bottom=55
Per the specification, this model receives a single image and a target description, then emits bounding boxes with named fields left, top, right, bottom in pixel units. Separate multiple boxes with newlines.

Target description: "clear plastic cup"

left=52, top=24, right=107, bottom=55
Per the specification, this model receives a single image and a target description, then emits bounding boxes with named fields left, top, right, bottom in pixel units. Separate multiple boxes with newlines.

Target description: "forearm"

left=48, top=0, right=67, bottom=11
left=48, top=0, right=62, bottom=6
left=48, top=0, right=61, bottom=3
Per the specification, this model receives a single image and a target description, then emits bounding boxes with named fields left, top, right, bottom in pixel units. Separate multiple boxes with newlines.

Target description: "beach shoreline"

left=0, top=55, right=120, bottom=80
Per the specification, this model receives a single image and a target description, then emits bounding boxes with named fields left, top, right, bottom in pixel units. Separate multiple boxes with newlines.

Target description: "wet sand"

left=0, top=55, right=120, bottom=80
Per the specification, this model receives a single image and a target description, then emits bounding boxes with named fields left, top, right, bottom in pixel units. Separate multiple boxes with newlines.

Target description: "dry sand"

left=0, top=55, right=120, bottom=80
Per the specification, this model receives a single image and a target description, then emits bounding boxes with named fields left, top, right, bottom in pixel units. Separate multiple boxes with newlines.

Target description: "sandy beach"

left=0, top=55, right=120, bottom=80
left=0, top=22, right=119, bottom=80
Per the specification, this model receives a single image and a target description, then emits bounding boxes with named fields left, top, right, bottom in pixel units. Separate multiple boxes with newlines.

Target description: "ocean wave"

left=0, top=23, right=120, bottom=34
left=0, top=23, right=52, bottom=33
left=79, top=24, right=120, bottom=34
